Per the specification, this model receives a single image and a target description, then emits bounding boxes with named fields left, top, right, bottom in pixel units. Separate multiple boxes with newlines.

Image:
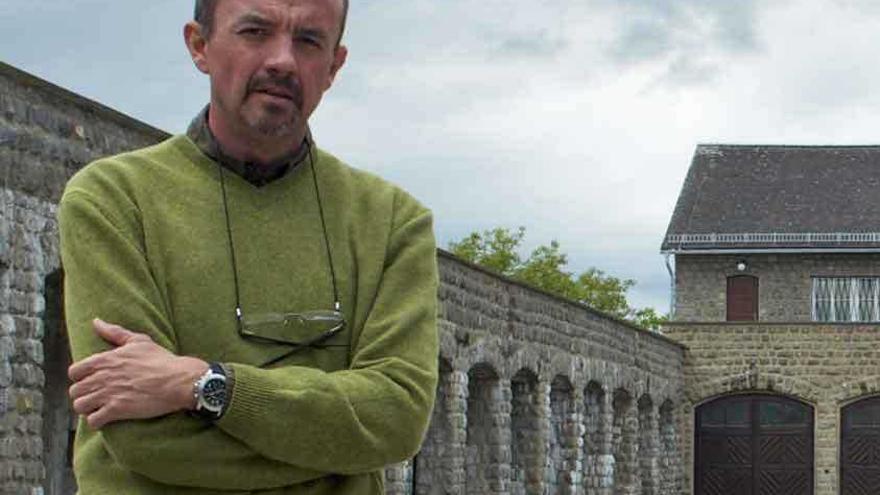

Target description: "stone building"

left=0, top=61, right=687, bottom=495
left=662, top=144, right=880, bottom=495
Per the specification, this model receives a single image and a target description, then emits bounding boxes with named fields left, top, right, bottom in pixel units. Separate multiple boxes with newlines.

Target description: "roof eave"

left=661, top=246, right=880, bottom=255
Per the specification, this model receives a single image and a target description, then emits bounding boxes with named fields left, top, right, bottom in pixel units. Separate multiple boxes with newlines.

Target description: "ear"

left=325, top=45, right=348, bottom=90
left=184, top=21, right=210, bottom=75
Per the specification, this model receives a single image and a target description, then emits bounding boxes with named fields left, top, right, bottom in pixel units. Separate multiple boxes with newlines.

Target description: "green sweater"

left=58, top=136, right=439, bottom=494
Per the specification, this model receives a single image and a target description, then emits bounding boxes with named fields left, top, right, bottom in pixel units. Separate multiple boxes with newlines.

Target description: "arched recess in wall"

left=413, top=357, right=454, bottom=495
left=548, top=375, right=576, bottom=495
left=583, top=381, right=609, bottom=493
left=466, top=363, right=503, bottom=495
left=658, top=400, right=681, bottom=494
left=694, top=394, right=813, bottom=495
left=41, top=268, right=76, bottom=495
left=840, top=395, right=880, bottom=495
left=638, top=394, right=658, bottom=495
left=613, top=388, right=639, bottom=494
left=510, top=368, right=541, bottom=495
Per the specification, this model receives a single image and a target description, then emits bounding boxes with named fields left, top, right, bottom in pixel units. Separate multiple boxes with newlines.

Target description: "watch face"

left=202, top=377, right=226, bottom=411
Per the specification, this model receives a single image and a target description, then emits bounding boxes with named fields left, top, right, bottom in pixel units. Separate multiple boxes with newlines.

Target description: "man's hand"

left=68, top=319, right=209, bottom=429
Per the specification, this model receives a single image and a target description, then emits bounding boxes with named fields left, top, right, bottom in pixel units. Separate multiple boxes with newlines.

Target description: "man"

left=59, top=0, right=439, bottom=493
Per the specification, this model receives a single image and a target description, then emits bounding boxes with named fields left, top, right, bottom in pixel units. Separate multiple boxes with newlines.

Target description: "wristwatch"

left=193, top=363, right=228, bottom=421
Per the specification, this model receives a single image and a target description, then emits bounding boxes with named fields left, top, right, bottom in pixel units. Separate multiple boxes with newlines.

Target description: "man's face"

left=194, top=0, right=347, bottom=140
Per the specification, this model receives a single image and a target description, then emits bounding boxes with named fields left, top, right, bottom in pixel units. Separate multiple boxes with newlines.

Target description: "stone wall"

left=384, top=254, right=687, bottom=495
left=0, top=62, right=167, bottom=495
left=665, top=322, right=880, bottom=495
left=674, top=253, right=880, bottom=322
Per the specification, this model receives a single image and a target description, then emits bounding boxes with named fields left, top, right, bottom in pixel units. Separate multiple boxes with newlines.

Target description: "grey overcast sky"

left=4, top=0, right=880, bottom=314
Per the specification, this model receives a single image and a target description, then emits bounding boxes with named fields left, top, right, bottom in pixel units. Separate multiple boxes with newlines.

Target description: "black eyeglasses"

left=217, top=139, right=345, bottom=365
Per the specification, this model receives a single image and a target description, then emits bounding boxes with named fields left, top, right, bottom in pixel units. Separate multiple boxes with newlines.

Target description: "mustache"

left=247, top=73, right=304, bottom=108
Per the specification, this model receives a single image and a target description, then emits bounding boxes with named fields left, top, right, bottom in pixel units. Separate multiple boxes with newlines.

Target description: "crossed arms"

left=59, top=179, right=439, bottom=490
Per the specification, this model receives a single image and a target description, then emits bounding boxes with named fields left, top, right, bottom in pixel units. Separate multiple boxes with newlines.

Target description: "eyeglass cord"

left=216, top=135, right=342, bottom=327
left=305, top=140, right=341, bottom=311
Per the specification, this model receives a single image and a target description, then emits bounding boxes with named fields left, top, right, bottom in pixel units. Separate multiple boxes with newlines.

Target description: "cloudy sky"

left=3, top=0, right=880, bottom=314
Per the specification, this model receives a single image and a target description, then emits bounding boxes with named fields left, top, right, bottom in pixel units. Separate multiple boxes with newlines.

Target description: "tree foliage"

left=448, top=227, right=668, bottom=330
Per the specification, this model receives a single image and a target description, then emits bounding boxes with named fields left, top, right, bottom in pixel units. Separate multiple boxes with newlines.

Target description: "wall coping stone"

left=0, top=61, right=170, bottom=142
left=438, top=249, right=687, bottom=349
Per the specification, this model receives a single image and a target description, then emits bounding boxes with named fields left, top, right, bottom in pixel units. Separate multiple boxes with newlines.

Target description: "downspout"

left=665, top=253, right=676, bottom=319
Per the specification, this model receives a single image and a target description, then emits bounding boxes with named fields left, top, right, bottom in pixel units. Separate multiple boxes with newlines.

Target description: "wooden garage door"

left=695, top=395, right=813, bottom=495
left=841, top=397, right=880, bottom=494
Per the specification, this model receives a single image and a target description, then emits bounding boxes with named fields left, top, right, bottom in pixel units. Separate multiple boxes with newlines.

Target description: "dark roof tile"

left=662, top=144, right=880, bottom=251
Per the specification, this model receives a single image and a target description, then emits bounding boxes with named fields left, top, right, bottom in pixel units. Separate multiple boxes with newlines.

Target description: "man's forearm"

left=66, top=319, right=328, bottom=489
left=68, top=319, right=206, bottom=428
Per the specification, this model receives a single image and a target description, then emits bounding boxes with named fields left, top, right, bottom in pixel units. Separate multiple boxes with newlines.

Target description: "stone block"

left=12, top=317, right=38, bottom=341
left=9, top=291, right=28, bottom=315
left=13, top=364, right=43, bottom=388
left=12, top=271, right=40, bottom=293
left=0, top=361, right=12, bottom=388
left=26, top=416, right=41, bottom=435
left=19, top=340, right=42, bottom=365
left=0, top=337, right=14, bottom=360
left=29, top=293, right=45, bottom=316
left=0, top=436, right=23, bottom=459
left=24, top=460, right=43, bottom=482
left=0, top=314, right=13, bottom=336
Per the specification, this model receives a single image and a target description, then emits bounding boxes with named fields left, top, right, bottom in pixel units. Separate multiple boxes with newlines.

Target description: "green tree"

left=631, top=307, right=667, bottom=331
left=448, top=226, right=525, bottom=275
left=448, top=227, right=668, bottom=330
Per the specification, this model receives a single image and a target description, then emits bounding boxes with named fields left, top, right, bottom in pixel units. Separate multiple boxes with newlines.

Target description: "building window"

left=727, top=275, right=758, bottom=321
left=812, top=277, right=880, bottom=322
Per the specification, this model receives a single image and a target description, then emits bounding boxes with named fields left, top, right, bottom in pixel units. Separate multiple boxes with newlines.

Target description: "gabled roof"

left=662, top=144, right=880, bottom=253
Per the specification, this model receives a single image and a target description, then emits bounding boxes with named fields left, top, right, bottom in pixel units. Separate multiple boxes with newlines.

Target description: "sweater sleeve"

left=216, top=189, right=440, bottom=474
left=59, top=186, right=325, bottom=490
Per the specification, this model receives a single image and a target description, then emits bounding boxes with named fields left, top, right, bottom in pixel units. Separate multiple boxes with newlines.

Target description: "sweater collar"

left=186, top=105, right=310, bottom=187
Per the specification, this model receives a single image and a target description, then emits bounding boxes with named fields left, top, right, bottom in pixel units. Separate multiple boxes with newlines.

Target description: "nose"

left=263, top=35, right=298, bottom=77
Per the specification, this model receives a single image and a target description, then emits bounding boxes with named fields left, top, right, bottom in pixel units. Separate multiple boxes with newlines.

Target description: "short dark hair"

left=194, top=0, right=219, bottom=38
left=194, top=0, right=349, bottom=44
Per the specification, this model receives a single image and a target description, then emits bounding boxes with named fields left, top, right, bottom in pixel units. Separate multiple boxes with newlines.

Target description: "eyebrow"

left=294, top=27, right=329, bottom=42
left=232, top=12, right=273, bottom=28
left=231, top=12, right=330, bottom=43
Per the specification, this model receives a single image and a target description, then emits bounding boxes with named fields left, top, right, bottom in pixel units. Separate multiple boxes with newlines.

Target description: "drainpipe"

left=665, top=253, right=676, bottom=319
